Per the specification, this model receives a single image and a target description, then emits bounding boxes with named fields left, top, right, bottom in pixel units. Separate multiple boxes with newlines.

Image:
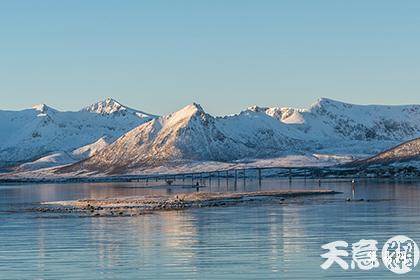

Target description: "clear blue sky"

left=0, top=0, right=419, bottom=115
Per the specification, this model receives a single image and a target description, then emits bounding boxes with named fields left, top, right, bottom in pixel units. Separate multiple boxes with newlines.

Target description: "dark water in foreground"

left=1, top=178, right=420, bottom=279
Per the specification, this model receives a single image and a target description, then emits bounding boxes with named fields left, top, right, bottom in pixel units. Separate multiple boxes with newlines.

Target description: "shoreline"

left=2, top=160, right=420, bottom=185
left=2, top=176, right=420, bottom=186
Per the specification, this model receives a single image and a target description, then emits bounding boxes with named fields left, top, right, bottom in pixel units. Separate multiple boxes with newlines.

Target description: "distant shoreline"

left=1, top=168, right=419, bottom=185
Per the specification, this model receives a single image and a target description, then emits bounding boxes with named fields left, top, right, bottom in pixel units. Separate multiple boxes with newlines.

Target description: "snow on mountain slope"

left=17, top=137, right=112, bottom=171
left=3, top=97, right=420, bottom=175
left=257, top=98, right=420, bottom=141
left=243, top=98, right=420, bottom=156
left=0, top=98, right=156, bottom=166
left=215, top=108, right=312, bottom=154
left=62, top=103, right=309, bottom=174
left=72, top=136, right=111, bottom=158
left=17, top=152, right=76, bottom=171
left=81, top=97, right=156, bottom=118
left=57, top=98, right=420, bottom=175
left=353, top=137, right=420, bottom=166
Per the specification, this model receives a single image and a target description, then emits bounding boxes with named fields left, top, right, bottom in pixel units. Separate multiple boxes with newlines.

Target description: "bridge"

left=112, top=165, right=357, bottom=187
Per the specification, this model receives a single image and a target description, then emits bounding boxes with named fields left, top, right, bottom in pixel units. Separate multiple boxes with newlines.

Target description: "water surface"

left=1, top=178, right=420, bottom=279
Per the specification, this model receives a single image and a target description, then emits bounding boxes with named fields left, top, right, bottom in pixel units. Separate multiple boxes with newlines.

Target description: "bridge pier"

left=226, top=170, right=229, bottom=190
left=209, top=172, right=212, bottom=190
left=234, top=169, right=238, bottom=190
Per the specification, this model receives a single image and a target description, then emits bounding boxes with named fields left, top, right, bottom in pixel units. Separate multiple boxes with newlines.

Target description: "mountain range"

left=1, top=97, right=419, bottom=175
left=0, top=98, right=155, bottom=167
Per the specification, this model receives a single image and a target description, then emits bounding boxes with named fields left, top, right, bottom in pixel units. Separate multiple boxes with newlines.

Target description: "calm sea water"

left=1, top=178, right=420, bottom=279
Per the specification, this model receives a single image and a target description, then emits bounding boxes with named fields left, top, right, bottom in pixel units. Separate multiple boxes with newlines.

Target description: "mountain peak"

left=175, top=102, right=205, bottom=116
left=81, top=97, right=157, bottom=119
left=246, top=105, right=269, bottom=113
left=309, top=98, right=356, bottom=112
left=161, top=103, right=208, bottom=128
left=81, top=98, right=128, bottom=114
left=189, top=102, right=204, bottom=112
left=32, top=103, right=56, bottom=114
left=311, top=97, right=337, bottom=107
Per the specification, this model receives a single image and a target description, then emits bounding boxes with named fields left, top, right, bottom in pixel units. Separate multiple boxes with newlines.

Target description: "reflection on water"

left=1, top=179, right=420, bottom=279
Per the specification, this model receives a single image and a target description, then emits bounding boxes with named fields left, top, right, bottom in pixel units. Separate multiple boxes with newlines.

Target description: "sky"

left=0, top=0, right=419, bottom=116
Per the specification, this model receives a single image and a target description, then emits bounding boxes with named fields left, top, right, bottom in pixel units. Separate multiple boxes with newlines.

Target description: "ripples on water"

left=1, top=178, right=420, bottom=279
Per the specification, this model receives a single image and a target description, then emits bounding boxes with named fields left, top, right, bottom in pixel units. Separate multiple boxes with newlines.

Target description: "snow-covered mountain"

left=63, top=103, right=308, bottom=173
left=0, top=98, right=156, bottom=166
left=61, top=99, right=420, bottom=174
left=81, top=97, right=153, bottom=118
left=17, top=137, right=112, bottom=171
left=352, top=137, right=420, bottom=166
left=249, top=98, right=420, bottom=155
left=2, top=97, right=419, bottom=175
left=253, top=98, right=420, bottom=141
